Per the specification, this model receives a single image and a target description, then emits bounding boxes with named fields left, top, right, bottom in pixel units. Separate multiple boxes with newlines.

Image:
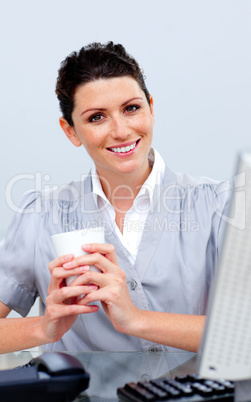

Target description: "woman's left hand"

left=62, top=243, right=139, bottom=333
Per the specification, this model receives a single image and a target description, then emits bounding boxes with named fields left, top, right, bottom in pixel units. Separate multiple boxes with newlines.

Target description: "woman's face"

left=60, top=76, right=154, bottom=182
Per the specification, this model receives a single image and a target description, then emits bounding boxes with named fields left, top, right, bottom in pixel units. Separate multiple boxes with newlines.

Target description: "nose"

left=109, top=115, right=130, bottom=140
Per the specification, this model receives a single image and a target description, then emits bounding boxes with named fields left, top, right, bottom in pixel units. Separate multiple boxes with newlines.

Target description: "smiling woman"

left=60, top=76, right=154, bottom=194
left=0, top=42, right=230, bottom=354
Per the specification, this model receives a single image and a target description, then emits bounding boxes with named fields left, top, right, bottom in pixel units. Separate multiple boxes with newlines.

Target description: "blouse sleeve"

left=213, top=180, right=232, bottom=255
left=0, top=191, right=41, bottom=316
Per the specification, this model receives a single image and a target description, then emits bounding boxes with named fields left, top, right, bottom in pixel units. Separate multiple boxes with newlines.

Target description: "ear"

left=149, top=95, right=155, bottom=122
left=59, top=117, right=82, bottom=147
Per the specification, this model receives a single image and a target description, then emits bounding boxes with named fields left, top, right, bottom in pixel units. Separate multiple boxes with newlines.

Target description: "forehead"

left=73, top=76, right=145, bottom=109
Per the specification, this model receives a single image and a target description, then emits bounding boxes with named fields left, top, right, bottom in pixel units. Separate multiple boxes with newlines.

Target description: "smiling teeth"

left=110, top=141, right=137, bottom=153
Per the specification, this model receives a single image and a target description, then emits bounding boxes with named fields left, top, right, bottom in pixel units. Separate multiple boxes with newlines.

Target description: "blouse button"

left=130, top=280, right=137, bottom=290
left=148, top=346, right=159, bottom=352
left=141, top=374, right=151, bottom=381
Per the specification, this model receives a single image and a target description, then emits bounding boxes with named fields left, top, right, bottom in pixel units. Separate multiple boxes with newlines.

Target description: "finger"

left=69, top=270, right=102, bottom=287
left=62, top=252, right=118, bottom=274
left=68, top=272, right=98, bottom=287
left=48, top=254, right=74, bottom=273
left=47, top=303, right=99, bottom=318
left=77, top=285, right=113, bottom=306
left=82, top=243, right=118, bottom=264
left=74, top=269, right=126, bottom=299
left=77, top=287, right=103, bottom=305
left=48, top=265, right=89, bottom=294
left=48, top=265, right=70, bottom=292
left=50, top=284, right=99, bottom=304
left=50, top=265, right=90, bottom=280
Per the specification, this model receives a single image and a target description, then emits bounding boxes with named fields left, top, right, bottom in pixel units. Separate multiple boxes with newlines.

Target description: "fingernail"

left=80, top=265, right=90, bottom=272
left=89, top=285, right=98, bottom=290
left=64, top=254, right=73, bottom=261
left=63, top=261, right=72, bottom=268
left=82, top=244, right=91, bottom=250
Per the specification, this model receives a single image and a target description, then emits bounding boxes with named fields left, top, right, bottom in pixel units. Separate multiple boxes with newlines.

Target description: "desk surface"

left=0, top=350, right=197, bottom=401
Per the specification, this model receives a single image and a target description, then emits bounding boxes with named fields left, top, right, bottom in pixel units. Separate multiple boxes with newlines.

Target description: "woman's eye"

left=125, top=104, right=140, bottom=113
left=89, top=114, right=103, bottom=122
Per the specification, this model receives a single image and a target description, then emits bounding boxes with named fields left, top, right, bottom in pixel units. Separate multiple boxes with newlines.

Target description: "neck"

left=96, top=164, right=152, bottom=212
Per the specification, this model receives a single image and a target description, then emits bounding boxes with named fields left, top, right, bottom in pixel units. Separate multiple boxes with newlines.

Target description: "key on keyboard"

left=117, top=373, right=234, bottom=401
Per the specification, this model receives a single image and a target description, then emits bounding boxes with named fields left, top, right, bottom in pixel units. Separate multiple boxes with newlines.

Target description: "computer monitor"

left=198, top=151, right=251, bottom=382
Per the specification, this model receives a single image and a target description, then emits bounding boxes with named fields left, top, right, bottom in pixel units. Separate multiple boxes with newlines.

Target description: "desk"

left=0, top=350, right=197, bottom=401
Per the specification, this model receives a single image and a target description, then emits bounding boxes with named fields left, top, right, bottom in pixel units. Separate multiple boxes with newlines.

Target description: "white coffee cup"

left=51, top=227, right=105, bottom=286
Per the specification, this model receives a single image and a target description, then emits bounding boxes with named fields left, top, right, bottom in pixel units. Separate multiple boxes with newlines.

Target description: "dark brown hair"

left=55, top=41, right=151, bottom=126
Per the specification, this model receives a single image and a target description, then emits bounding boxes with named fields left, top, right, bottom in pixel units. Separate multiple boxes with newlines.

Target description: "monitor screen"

left=198, top=151, right=251, bottom=381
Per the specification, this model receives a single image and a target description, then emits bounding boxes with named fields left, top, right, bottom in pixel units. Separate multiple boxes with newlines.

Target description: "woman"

left=0, top=42, right=230, bottom=353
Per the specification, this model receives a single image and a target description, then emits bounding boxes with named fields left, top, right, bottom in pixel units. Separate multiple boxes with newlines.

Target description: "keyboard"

left=117, top=373, right=235, bottom=401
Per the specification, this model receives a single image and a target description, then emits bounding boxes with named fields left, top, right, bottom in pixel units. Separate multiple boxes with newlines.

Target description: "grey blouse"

left=0, top=164, right=230, bottom=351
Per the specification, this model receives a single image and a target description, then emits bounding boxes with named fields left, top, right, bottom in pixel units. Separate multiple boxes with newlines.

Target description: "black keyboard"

left=117, top=373, right=235, bottom=401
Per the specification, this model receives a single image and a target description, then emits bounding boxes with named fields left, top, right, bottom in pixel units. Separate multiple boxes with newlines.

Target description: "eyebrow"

left=80, top=97, right=143, bottom=116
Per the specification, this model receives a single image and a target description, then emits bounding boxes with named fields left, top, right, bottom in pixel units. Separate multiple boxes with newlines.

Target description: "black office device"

left=117, top=372, right=234, bottom=401
left=0, top=352, right=90, bottom=401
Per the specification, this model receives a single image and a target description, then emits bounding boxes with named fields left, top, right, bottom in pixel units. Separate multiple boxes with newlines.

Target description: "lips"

left=107, top=139, right=140, bottom=154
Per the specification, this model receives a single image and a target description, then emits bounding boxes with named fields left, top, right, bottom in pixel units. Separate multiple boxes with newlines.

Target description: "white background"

left=0, top=0, right=250, bottom=241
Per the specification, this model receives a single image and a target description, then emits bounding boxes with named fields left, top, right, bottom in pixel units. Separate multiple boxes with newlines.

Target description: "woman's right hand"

left=40, top=254, right=99, bottom=344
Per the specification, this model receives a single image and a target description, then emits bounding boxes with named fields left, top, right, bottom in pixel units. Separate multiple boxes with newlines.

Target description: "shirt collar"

left=91, top=147, right=165, bottom=207
left=138, top=148, right=165, bottom=203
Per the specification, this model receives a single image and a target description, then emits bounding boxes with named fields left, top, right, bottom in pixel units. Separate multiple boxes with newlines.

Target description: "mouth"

left=107, top=139, right=140, bottom=154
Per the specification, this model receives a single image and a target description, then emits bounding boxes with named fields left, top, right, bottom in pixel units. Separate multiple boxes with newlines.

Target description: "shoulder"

left=42, top=180, right=84, bottom=207
left=18, top=175, right=91, bottom=210
left=163, top=167, right=231, bottom=213
left=175, top=171, right=231, bottom=195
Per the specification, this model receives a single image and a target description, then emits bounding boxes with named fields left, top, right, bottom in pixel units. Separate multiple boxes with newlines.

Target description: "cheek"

left=137, top=111, right=153, bottom=128
left=134, top=117, right=154, bottom=136
left=81, top=130, right=106, bottom=152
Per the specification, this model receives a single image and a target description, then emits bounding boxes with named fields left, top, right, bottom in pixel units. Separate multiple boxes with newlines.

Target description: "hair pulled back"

left=55, top=41, right=151, bottom=126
